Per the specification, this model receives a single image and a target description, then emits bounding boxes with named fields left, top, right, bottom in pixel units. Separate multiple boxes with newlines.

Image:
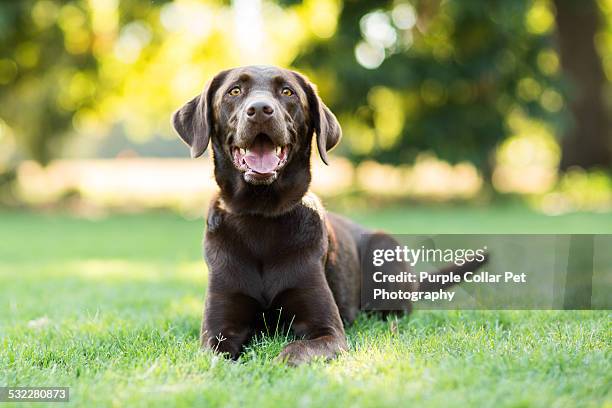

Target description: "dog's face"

left=173, top=65, right=341, bottom=186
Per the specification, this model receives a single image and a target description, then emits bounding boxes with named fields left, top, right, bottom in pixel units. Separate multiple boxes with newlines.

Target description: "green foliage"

left=0, top=0, right=99, bottom=164
left=0, top=209, right=610, bottom=407
left=0, top=0, right=598, bottom=173
left=295, top=0, right=564, bottom=170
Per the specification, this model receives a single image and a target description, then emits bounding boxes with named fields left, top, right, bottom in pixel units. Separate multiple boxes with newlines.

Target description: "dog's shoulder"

left=206, top=194, right=231, bottom=233
left=299, top=191, right=326, bottom=220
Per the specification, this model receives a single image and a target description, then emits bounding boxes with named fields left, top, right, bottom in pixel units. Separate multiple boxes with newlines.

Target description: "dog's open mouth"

left=232, top=134, right=290, bottom=183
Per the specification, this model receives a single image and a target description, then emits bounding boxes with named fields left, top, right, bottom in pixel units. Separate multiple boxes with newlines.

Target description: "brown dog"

left=173, top=65, right=485, bottom=365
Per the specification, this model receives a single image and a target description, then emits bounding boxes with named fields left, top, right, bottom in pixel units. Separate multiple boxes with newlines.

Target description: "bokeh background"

left=1, top=3, right=611, bottom=405
left=0, top=0, right=611, bottom=214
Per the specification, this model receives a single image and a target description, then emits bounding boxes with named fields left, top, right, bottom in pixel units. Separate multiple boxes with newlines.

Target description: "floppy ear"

left=294, top=73, right=342, bottom=165
left=172, top=71, right=227, bottom=158
left=172, top=94, right=207, bottom=158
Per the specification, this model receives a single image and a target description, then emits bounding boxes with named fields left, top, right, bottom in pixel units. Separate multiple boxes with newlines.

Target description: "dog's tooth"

left=275, top=146, right=281, bottom=155
left=239, top=148, right=246, bottom=155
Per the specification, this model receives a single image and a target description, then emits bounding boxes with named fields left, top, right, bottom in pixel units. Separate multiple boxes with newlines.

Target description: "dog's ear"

left=293, top=72, right=341, bottom=165
left=172, top=71, right=228, bottom=158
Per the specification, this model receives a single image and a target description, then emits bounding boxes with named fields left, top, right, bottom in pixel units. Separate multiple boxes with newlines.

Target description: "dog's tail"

left=418, top=254, right=489, bottom=292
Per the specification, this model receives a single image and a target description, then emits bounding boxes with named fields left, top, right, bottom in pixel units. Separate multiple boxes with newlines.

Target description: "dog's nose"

left=246, top=100, right=274, bottom=122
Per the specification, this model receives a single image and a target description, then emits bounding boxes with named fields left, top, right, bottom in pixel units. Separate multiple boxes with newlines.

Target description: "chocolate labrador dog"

left=173, top=65, right=485, bottom=365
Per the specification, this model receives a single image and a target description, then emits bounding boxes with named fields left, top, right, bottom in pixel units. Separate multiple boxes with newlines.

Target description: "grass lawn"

left=0, top=205, right=610, bottom=407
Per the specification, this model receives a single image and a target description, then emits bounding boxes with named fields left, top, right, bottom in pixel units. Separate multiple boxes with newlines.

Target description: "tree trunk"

left=554, top=0, right=612, bottom=170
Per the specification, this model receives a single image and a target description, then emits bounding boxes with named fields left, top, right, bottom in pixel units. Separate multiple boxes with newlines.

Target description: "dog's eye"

left=228, top=86, right=241, bottom=96
left=281, top=87, right=294, bottom=97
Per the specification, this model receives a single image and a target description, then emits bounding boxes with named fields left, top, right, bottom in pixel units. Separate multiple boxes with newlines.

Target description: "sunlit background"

left=1, top=0, right=611, bottom=216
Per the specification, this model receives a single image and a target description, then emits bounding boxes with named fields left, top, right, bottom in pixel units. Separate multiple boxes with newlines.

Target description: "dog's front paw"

left=276, top=336, right=345, bottom=366
left=275, top=340, right=313, bottom=366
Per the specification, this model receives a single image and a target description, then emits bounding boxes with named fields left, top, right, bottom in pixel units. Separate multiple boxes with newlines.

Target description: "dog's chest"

left=204, top=202, right=327, bottom=304
left=226, top=206, right=324, bottom=258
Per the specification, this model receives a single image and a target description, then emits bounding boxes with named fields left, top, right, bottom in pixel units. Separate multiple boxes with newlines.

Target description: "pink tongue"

left=243, top=138, right=280, bottom=174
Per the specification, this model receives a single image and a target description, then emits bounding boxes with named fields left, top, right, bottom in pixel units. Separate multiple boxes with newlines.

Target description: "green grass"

left=0, top=205, right=610, bottom=407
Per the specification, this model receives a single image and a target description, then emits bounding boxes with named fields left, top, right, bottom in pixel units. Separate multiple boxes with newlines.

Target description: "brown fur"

left=172, top=65, right=486, bottom=365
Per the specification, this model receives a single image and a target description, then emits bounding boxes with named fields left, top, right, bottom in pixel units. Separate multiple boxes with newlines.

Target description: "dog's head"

left=172, top=65, right=341, bottom=189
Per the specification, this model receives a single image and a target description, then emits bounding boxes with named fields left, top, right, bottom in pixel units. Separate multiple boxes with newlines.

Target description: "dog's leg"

left=274, top=287, right=347, bottom=366
left=201, top=292, right=260, bottom=359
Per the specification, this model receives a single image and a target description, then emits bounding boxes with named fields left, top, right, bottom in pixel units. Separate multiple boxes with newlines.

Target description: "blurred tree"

left=0, top=0, right=335, bottom=173
left=294, top=0, right=564, bottom=176
left=0, top=0, right=99, bottom=165
left=554, top=0, right=612, bottom=170
left=1, top=0, right=608, bottom=191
